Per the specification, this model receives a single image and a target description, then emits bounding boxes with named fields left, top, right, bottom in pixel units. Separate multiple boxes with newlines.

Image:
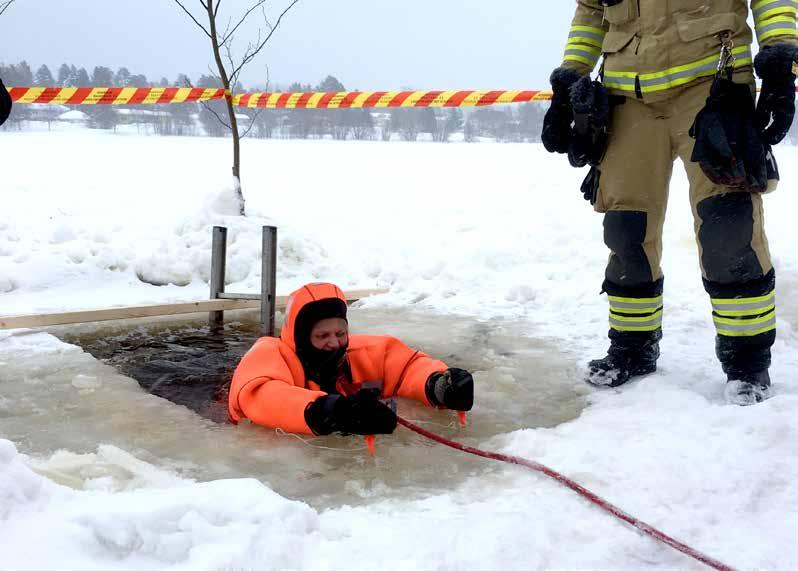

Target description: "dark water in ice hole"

left=8, top=308, right=588, bottom=509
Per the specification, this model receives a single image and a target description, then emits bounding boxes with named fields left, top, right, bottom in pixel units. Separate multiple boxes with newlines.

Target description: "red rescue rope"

left=396, top=415, right=736, bottom=571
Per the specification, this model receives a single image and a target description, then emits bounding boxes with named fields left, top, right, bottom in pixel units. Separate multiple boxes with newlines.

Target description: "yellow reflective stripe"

left=609, top=306, right=662, bottom=315
left=603, top=70, right=638, bottom=90
left=611, top=324, right=663, bottom=332
left=711, top=291, right=775, bottom=305
left=753, top=0, right=785, bottom=8
left=610, top=309, right=663, bottom=323
left=564, top=54, right=600, bottom=66
left=714, top=303, right=776, bottom=317
left=607, top=295, right=663, bottom=304
left=753, top=0, right=798, bottom=22
left=568, top=36, right=604, bottom=48
left=757, top=18, right=798, bottom=41
left=640, top=47, right=751, bottom=93
left=565, top=41, right=602, bottom=56
left=568, top=26, right=606, bottom=45
left=604, top=46, right=751, bottom=93
left=757, top=7, right=798, bottom=22
left=716, top=323, right=777, bottom=337
left=713, top=311, right=775, bottom=327
left=570, top=25, right=606, bottom=35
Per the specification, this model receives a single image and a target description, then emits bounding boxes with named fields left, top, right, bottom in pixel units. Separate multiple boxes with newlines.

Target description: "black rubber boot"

left=587, top=331, right=660, bottom=388
left=724, top=370, right=772, bottom=406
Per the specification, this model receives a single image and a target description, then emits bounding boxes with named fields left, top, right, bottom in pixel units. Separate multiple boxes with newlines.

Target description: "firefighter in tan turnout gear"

left=543, top=1, right=798, bottom=405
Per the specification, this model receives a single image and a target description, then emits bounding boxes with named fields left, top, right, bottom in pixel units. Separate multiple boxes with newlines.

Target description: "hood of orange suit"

left=280, top=283, right=348, bottom=352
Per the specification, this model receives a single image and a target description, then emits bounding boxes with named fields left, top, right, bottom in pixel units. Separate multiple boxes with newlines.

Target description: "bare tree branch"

left=172, top=0, right=212, bottom=39
left=224, top=43, right=238, bottom=92
left=200, top=100, right=232, bottom=130
left=205, top=63, right=223, bottom=85
left=221, top=0, right=266, bottom=47
left=240, top=108, right=264, bottom=139
left=214, top=0, right=221, bottom=18
left=260, top=4, right=273, bottom=30
left=230, top=0, right=300, bottom=81
left=181, top=75, right=231, bottom=132
left=0, top=0, right=17, bottom=17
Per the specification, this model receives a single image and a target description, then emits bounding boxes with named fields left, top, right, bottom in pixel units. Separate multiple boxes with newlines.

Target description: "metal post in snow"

left=261, top=226, right=277, bottom=336
left=209, top=226, right=228, bottom=329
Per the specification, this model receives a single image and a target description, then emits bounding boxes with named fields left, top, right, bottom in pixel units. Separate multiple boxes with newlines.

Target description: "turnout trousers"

left=594, top=77, right=776, bottom=377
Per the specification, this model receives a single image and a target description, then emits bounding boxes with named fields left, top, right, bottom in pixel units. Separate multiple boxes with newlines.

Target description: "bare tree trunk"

left=205, top=0, right=245, bottom=215
left=174, top=0, right=299, bottom=216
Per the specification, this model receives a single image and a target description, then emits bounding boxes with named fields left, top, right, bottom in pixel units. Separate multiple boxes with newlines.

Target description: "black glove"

left=568, top=75, right=611, bottom=168
left=0, top=78, right=12, bottom=127
left=425, top=368, right=474, bottom=411
left=689, top=76, right=768, bottom=192
left=304, top=388, right=397, bottom=436
left=580, top=166, right=601, bottom=204
left=542, top=67, right=582, bottom=154
left=754, top=45, right=798, bottom=146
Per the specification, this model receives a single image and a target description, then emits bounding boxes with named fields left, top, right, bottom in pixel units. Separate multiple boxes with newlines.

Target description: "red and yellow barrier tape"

left=233, top=90, right=552, bottom=108
left=9, top=87, right=553, bottom=107
left=8, top=87, right=228, bottom=105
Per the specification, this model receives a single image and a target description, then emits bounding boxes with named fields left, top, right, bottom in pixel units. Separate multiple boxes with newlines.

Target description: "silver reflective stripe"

left=715, top=316, right=777, bottom=334
left=640, top=61, right=717, bottom=89
left=639, top=48, right=752, bottom=90
left=610, top=314, right=663, bottom=329
left=565, top=48, right=600, bottom=64
left=568, top=30, right=605, bottom=44
left=754, top=0, right=798, bottom=21
left=756, top=19, right=798, bottom=39
left=712, top=291, right=776, bottom=312
left=604, top=75, right=636, bottom=88
left=712, top=297, right=776, bottom=313
left=609, top=300, right=662, bottom=311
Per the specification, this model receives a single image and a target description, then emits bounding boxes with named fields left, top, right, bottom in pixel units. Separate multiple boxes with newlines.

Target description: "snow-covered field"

left=1, top=130, right=797, bottom=570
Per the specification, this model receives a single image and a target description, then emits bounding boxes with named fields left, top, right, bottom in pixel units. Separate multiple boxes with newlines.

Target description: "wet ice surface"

left=1, top=308, right=586, bottom=510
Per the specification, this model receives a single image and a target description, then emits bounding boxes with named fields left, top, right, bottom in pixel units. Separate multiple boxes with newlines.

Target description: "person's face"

left=310, top=317, right=349, bottom=351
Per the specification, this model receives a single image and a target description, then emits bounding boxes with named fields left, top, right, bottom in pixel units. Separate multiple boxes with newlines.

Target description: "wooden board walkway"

left=0, top=289, right=387, bottom=330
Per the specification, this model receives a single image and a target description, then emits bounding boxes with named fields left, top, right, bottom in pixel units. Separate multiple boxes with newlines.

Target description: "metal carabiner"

left=716, top=31, right=736, bottom=75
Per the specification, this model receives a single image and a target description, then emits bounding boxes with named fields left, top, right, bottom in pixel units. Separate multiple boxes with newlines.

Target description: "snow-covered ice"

left=1, top=129, right=797, bottom=570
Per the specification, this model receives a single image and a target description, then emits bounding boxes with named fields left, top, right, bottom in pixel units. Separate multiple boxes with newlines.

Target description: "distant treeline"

left=0, top=61, right=550, bottom=142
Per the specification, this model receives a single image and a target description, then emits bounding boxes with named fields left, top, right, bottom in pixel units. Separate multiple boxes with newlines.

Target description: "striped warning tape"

left=233, top=90, right=553, bottom=108
left=8, top=87, right=229, bottom=105
left=8, top=87, right=553, bottom=107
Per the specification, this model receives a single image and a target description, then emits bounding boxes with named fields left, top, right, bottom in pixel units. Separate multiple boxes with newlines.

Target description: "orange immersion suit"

left=228, top=283, right=448, bottom=434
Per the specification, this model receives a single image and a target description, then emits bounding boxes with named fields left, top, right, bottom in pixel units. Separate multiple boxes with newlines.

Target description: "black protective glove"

left=425, top=368, right=474, bottom=411
left=0, top=78, right=12, bottom=126
left=542, top=67, right=582, bottom=154
left=689, top=76, right=768, bottom=192
left=568, top=75, right=611, bottom=168
left=304, top=388, right=397, bottom=436
left=754, top=44, right=798, bottom=146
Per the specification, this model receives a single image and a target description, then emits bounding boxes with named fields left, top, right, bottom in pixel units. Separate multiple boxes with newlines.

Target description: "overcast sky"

left=1, top=0, right=575, bottom=91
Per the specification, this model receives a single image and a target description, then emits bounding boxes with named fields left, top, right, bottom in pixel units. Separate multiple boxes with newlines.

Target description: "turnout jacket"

left=0, top=78, right=11, bottom=126
left=228, top=283, right=447, bottom=434
left=563, top=0, right=798, bottom=100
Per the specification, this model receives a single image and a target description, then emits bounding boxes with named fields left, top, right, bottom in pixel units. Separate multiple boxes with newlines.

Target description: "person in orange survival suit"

left=228, top=282, right=474, bottom=436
